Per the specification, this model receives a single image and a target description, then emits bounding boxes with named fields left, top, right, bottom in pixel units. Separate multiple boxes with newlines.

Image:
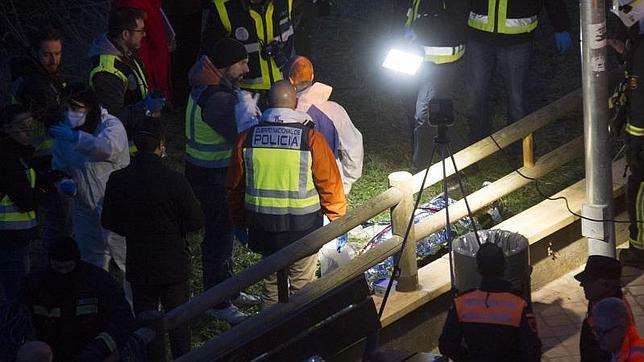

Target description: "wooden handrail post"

left=138, top=311, right=166, bottom=362
left=388, top=171, right=418, bottom=292
left=523, top=134, right=535, bottom=168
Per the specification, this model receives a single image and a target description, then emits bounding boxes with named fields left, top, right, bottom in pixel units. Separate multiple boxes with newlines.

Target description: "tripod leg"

left=446, top=143, right=482, bottom=246
left=438, top=144, right=456, bottom=290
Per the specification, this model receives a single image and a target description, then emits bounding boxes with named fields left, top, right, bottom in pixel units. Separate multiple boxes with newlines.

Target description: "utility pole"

left=580, top=0, right=616, bottom=257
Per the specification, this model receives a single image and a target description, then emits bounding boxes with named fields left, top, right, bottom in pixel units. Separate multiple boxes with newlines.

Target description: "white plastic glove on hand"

left=234, top=90, right=261, bottom=133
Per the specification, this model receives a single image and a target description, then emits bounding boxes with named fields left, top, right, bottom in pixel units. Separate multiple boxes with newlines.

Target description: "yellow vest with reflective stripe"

left=243, top=123, right=320, bottom=216
left=89, top=54, right=149, bottom=100
left=468, top=0, right=538, bottom=35
left=184, top=87, right=232, bottom=168
left=0, top=162, right=37, bottom=230
left=213, top=0, right=294, bottom=91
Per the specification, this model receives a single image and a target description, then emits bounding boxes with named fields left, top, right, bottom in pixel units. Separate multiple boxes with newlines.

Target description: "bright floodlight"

left=382, top=48, right=423, bottom=75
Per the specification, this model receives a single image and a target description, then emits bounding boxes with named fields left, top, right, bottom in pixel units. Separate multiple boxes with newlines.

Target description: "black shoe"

left=619, top=248, right=644, bottom=268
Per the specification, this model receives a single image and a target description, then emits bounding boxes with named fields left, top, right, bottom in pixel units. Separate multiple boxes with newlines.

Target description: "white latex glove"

left=234, top=90, right=261, bottom=132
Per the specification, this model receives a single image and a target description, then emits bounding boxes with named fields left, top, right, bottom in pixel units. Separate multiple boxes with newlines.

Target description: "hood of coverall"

left=87, top=33, right=124, bottom=58
left=295, top=82, right=333, bottom=113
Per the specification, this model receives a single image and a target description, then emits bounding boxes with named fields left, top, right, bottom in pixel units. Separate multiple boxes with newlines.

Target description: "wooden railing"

left=132, top=71, right=620, bottom=361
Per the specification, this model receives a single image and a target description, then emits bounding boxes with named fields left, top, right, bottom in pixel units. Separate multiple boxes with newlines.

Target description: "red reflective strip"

left=455, top=290, right=526, bottom=327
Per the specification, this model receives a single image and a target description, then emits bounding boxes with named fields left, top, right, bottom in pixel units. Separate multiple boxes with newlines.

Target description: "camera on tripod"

left=428, top=98, right=454, bottom=127
left=261, top=41, right=289, bottom=70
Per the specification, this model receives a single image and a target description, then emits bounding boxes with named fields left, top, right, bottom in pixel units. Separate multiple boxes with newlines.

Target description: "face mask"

left=65, top=110, right=87, bottom=128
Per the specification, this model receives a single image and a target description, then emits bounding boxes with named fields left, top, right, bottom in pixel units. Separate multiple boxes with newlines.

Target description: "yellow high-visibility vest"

left=0, top=161, right=37, bottom=230
left=243, top=123, right=320, bottom=215
left=184, top=87, right=232, bottom=168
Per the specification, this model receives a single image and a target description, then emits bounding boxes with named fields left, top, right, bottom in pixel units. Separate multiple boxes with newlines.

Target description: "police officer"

left=403, top=0, right=467, bottom=171
left=226, top=80, right=346, bottom=305
left=466, top=0, right=572, bottom=145
left=0, top=104, right=41, bottom=304
left=439, top=242, right=542, bottom=361
left=610, top=5, right=644, bottom=267
left=88, top=7, right=164, bottom=154
left=202, top=0, right=295, bottom=108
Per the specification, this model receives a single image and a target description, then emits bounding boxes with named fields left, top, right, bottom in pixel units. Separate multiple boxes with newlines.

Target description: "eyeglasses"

left=592, top=325, right=621, bottom=339
left=128, top=28, right=146, bottom=35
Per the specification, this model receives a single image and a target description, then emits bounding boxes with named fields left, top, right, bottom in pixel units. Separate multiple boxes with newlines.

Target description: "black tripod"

left=364, top=99, right=482, bottom=360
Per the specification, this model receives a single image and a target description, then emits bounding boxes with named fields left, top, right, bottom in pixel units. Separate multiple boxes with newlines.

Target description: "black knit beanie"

left=49, top=236, right=81, bottom=263
left=207, top=38, right=248, bottom=68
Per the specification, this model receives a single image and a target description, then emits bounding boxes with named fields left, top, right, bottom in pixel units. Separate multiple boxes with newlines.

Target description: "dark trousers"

left=132, top=282, right=191, bottom=358
left=185, top=163, right=235, bottom=309
left=411, top=61, right=460, bottom=171
left=169, top=11, right=202, bottom=107
left=37, top=189, right=72, bottom=266
left=0, top=246, right=29, bottom=304
left=466, top=39, right=533, bottom=144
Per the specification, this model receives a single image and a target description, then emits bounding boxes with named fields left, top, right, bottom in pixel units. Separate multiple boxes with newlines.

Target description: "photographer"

left=201, top=0, right=295, bottom=109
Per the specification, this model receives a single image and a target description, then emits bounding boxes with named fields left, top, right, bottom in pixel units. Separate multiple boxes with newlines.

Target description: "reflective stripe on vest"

left=0, top=163, right=37, bottom=230
left=455, top=290, right=526, bottom=327
left=626, top=122, right=644, bottom=137
left=184, top=89, right=231, bottom=168
left=213, top=0, right=294, bottom=91
left=631, top=182, right=644, bottom=249
left=423, top=44, right=465, bottom=64
left=89, top=54, right=149, bottom=99
left=243, top=124, right=321, bottom=215
left=468, top=0, right=538, bottom=35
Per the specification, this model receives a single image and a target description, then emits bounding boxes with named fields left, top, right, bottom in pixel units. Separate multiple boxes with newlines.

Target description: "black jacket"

left=101, top=153, right=204, bottom=285
left=468, top=0, right=571, bottom=45
left=10, top=57, right=66, bottom=129
left=407, top=0, right=469, bottom=48
left=18, top=262, right=135, bottom=361
left=580, top=289, right=624, bottom=362
left=439, top=278, right=542, bottom=362
left=0, top=139, right=41, bottom=250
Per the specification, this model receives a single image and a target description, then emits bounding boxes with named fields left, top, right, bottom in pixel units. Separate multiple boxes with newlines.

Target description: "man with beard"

left=17, top=236, right=135, bottom=361
left=10, top=27, right=72, bottom=261
left=575, top=255, right=628, bottom=361
left=89, top=7, right=165, bottom=154
left=185, top=37, right=259, bottom=324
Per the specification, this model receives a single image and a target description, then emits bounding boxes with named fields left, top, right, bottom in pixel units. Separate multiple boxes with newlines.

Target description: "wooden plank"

left=494, top=158, right=627, bottom=244
left=414, top=136, right=585, bottom=240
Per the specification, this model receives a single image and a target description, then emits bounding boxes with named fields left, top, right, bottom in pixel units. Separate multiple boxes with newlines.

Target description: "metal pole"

left=580, top=0, right=616, bottom=257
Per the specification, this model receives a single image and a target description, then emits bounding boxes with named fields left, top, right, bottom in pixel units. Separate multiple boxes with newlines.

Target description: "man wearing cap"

left=439, top=242, right=542, bottom=361
left=201, top=0, right=295, bottom=108
left=185, top=37, right=260, bottom=324
left=102, top=118, right=204, bottom=358
left=575, top=255, right=629, bottom=362
left=17, top=236, right=135, bottom=361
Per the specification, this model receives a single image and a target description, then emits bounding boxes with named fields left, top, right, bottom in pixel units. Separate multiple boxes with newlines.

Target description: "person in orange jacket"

left=439, top=242, right=542, bottom=361
left=592, top=297, right=644, bottom=362
left=226, top=79, right=346, bottom=306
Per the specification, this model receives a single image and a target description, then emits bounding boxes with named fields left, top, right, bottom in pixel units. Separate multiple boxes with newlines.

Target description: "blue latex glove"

left=49, top=123, right=79, bottom=143
left=554, top=31, right=572, bottom=55
left=57, top=178, right=77, bottom=197
left=143, top=94, right=166, bottom=113
left=336, top=233, right=348, bottom=253
left=233, top=226, right=249, bottom=246
left=403, top=26, right=417, bottom=42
